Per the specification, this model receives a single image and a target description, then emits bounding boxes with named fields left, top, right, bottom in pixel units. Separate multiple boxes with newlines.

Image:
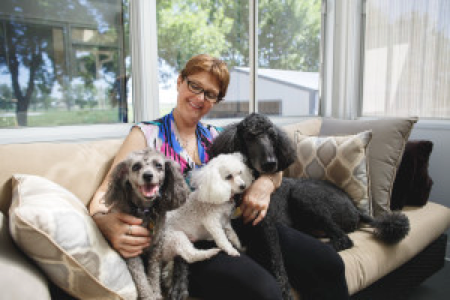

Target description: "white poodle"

left=162, top=152, right=254, bottom=263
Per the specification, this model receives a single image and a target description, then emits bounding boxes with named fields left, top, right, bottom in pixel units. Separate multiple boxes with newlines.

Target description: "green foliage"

left=157, top=0, right=321, bottom=71
left=157, top=0, right=233, bottom=71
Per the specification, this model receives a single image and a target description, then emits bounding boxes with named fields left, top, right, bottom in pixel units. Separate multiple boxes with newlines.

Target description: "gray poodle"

left=208, top=113, right=411, bottom=300
left=104, top=147, right=189, bottom=300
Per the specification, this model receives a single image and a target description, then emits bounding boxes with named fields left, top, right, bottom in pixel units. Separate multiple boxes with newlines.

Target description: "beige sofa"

left=1, top=119, right=450, bottom=300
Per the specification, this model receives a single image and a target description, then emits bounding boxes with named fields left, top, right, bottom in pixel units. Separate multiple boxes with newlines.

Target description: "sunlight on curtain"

left=362, top=0, right=450, bottom=119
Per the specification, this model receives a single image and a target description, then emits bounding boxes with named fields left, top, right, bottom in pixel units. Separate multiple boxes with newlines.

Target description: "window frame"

left=323, top=0, right=450, bottom=128
left=4, top=0, right=447, bottom=145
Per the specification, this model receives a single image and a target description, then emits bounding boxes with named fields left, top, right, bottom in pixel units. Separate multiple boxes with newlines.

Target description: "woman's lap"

left=188, top=227, right=349, bottom=300
left=188, top=241, right=282, bottom=300
left=276, top=224, right=349, bottom=300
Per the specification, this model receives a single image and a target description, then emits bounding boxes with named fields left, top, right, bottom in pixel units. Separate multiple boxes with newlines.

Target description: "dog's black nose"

left=262, top=161, right=277, bottom=172
left=143, top=172, right=153, bottom=182
left=239, top=184, right=246, bottom=190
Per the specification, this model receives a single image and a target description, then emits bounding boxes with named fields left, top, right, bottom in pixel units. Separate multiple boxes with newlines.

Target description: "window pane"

left=257, top=0, right=321, bottom=117
left=0, top=0, right=131, bottom=127
left=363, top=0, right=450, bottom=119
left=157, top=0, right=250, bottom=119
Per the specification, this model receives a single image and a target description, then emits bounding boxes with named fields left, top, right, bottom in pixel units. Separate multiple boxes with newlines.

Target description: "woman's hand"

left=93, top=212, right=151, bottom=258
left=240, top=176, right=276, bottom=226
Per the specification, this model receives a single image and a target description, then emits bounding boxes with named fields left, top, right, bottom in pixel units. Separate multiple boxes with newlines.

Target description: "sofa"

left=1, top=117, right=450, bottom=300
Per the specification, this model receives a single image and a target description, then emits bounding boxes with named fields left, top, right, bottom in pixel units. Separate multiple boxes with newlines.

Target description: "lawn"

left=0, top=106, right=175, bottom=128
left=0, top=109, right=126, bottom=127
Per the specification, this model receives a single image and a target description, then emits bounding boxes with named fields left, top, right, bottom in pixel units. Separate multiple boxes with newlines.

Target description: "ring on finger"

left=127, top=224, right=133, bottom=236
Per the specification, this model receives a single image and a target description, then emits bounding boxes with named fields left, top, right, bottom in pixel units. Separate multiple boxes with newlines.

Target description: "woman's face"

left=175, top=71, right=220, bottom=123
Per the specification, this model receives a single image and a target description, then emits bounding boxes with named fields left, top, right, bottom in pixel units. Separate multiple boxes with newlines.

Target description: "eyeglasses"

left=184, top=76, right=221, bottom=103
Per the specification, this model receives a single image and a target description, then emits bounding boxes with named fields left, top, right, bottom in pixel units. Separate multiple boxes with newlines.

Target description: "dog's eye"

left=154, top=162, right=163, bottom=170
left=132, top=163, right=142, bottom=172
left=225, top=174, right=233, bottom=180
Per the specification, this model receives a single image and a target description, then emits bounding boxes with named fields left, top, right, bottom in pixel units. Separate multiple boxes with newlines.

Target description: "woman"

left=90, top=54, right=348, bottom=300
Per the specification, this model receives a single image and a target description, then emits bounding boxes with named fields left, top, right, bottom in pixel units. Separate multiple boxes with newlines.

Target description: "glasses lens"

left=188, top=81, right=202, bottom=93
left=205, top=92, right=218, bottom=102
left=186, top=77, right=219, bottom=103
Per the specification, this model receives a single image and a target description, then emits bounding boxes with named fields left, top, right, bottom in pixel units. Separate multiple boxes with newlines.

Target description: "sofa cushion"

left=287, top=131, right=372, bottom=215
left=8, top=174, right=137, bottom=300
left=391, top=140, right=434, bottom=210
left=0, top=139, right=123, bottom=215
left=282, top=118, right=322, bottom=178
left=340, top=201, right=450, bottom=295
left=319, top=117, right=417, bottom=216
left=0, top=211, right=51, bottom=300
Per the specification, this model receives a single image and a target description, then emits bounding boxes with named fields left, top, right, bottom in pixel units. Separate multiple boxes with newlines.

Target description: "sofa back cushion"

left=319, top=117, right=417, bottom=216
left=0, top=139, right=123, bottom=214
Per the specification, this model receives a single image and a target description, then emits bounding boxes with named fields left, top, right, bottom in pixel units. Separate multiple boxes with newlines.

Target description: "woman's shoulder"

left=199, top=122, right=223, bottom=139
left=133, top=121, right=162, bottom=144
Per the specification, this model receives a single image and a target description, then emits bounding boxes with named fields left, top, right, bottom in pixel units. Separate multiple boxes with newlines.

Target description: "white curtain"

left=362, top=0, right=450, bottom=119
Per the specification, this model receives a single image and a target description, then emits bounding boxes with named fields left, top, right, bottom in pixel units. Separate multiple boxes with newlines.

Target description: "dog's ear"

left=161, top=159, right=189, bottom=210
left=273, top=126, right=297, bottom=171
left=104, top=160, right=131, bottom=209
left=192, top=164, right=231, bottom=204
left=209, top=123, right=241, bottom=157
left=235, top=153, right=255, bottom=187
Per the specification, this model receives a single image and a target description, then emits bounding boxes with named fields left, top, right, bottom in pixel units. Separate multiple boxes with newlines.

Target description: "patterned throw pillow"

left=292, top=131, right=372, bottom=215
left=319, top=117, right=417, bottom=216
left=9, top=174, right=137, bottom=300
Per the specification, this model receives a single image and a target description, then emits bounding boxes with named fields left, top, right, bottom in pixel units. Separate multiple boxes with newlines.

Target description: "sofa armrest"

left=0, top=212, right=51, bottom=300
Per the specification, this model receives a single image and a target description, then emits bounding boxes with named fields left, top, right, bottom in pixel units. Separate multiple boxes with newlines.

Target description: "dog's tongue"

left=140, top=184, right=159, bottom=198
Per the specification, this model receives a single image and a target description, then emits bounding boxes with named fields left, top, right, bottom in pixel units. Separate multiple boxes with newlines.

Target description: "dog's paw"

left=237, top=245, right=247, bottom=253
left=330, top=236, right=353, bottom=252
left=224, top=247, right=240, bottom=257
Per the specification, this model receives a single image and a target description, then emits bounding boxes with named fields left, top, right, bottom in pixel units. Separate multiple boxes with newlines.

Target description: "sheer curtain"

left=362, top=0, right=450, bottom=119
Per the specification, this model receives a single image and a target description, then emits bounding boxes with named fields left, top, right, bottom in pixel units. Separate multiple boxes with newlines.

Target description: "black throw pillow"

left=390, top=140, right=434, bottom=210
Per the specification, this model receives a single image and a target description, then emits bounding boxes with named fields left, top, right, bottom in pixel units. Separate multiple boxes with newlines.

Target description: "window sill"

left=0, top=124, right=132, bottom=145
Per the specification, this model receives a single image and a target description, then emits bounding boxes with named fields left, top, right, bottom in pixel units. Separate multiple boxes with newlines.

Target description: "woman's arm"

left=89, top=127, right=152, bottom=258
left=241, top=171, right=282, bottom=225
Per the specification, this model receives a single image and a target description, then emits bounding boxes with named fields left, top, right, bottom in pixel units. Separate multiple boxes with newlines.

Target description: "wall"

left=409, top=123, right=450, bottom=208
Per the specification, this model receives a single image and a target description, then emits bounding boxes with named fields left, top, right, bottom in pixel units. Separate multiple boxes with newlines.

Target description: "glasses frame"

left=184, top=76, right=221, bottom=103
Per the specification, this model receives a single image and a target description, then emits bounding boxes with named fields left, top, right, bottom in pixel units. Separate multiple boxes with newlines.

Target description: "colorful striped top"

left=135, top=111, right=222, bottom=178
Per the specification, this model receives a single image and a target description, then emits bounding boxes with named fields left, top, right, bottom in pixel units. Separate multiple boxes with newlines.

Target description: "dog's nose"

left=262, top=161, right=277, bottom=173
left=239, top=184, right=246, bottom=190
left=143, top=172, right=153, bottom=182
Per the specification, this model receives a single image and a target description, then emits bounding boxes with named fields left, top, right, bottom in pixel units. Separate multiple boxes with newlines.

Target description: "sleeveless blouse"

left=134, top=111, right=222, bottom=178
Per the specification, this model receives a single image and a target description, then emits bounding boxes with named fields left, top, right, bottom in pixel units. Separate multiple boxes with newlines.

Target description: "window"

left=1, top=0, right=322, bottom=138
left=156, top=0, right=322, bottom=119
left=257, top=0, right=322, bottom=117
left=362, top=0, right=450, bottom=119
left=0, top=0, right=131, bottom=128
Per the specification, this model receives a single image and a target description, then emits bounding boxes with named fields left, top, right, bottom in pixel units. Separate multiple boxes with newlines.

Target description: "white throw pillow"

left=9, top=174, right=137, bottom=300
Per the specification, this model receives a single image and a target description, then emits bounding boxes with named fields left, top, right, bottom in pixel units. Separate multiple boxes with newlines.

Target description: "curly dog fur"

left=164, top=152, right=253, bottom=300
left=163, top=152, right=253, bottom=263
left=104, top=147, right=189, bottom=300
left=208, top=113, right=411, bottom=300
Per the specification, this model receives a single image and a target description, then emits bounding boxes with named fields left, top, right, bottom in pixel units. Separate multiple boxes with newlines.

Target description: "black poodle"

left=208, top=113, right=410, bottom=300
